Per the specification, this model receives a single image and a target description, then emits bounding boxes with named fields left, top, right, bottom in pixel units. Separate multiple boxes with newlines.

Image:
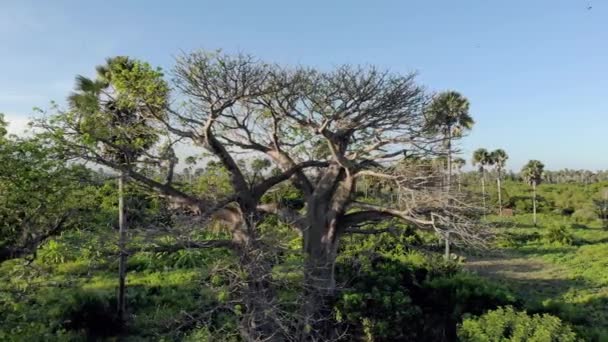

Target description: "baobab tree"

left=490, top=149, right=508, bottom=215
left=472, top=148, right=493, bottom=215
left=61, top=56, right=168, bottom=322
left=41, top=51, right=484, bottom=340
left=425, top=91, right=474, bottom=194
left=522, top=160, right=545, bottom=226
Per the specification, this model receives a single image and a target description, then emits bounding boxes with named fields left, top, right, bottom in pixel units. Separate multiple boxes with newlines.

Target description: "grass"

left=0, top=241, right=228, bottom=341
left=465, top=213, right=608, bottom=341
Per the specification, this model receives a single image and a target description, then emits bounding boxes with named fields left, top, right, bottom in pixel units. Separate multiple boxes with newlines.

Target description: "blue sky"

left=1, top=0, right=606, bottom=171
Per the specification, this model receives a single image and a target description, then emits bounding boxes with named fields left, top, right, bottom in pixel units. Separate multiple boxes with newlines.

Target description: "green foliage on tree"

left=425, top=91, right=474, bottom=192
left=522, top=160, right=545, bottom=226
left=472, top=148, right=494, bottom=213
left=0, top=130, right=99, bottom=261
left=490, top=149, right=509, bottom=215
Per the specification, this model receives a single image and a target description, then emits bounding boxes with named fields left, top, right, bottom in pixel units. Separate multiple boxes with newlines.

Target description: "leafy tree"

left=0, top=118, right=97, bottom=261
left=490, top=149, right=509, bottom=215
left=593, top=188, right=608, bottom=228
left=62, top=56, right=168, bottom=321
left=452, top=157, right=466, bottom=192
left=0, top=114, right=7, bottom=138
left=425, top=91, right=474, bottom=193
left=472, top=148, right=494, bottom=214
left=184, top=155, right=198, bottom=183
left=521, top=160, right=545, bottom=226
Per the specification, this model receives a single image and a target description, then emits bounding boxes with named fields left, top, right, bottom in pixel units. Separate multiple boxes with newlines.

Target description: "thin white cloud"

left=3, top=113, right=33, bottom=135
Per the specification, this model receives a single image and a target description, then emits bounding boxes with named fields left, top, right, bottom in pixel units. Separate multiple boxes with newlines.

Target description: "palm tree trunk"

left=481, top=171, right=486, bottom=218
left=532, top=181, right=537, bottom=226
left=497, top=174, right=502, bottom=215
left=446, top=135, right=452, bottom=194
left=444, top=231, right=450, bottom=260
left=117, top=171, right=128, bottom=322
left=457, top=171, right=462, bottom=193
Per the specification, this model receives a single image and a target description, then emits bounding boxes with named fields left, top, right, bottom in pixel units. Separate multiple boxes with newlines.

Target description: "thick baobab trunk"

left=299, top=165, right=351, bottom=340
left=532, top=181, right=537, bottom=226
left=117, top=171, right=127, bottom=322
left=301, top=211, right=340, bottom=341
left=304, top=213, right=339, bottom=293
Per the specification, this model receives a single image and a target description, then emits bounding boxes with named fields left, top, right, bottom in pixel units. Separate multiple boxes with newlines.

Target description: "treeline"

left=462, top=168, right=608, bottom=185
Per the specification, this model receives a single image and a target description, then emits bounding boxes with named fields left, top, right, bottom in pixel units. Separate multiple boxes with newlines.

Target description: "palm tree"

left=425, top=91, right=474, bottom=194
left=472, top=148, right=494, bottom=215
left=452, top=157, right=466, bottom=192
left=68, top=56, right=165, bottom=322
left=521, top=160, right=545, bottom=226
left=185, top=156, right=197, bottom=183
left=490, top=149, right=508, bottom=215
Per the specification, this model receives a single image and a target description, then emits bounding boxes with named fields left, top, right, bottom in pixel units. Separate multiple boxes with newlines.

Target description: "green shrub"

left=38, top=240, right=75, bottom=264
left=423, top=272, right=517, bottom=318
left=334, top=254, right=423, bottom=341
left=571, top=207, right=597, bottom=223
left=543, top=225, right=574, bottom=246
left=334, top=233, right=517, bottom=341
left=458, top=306, right=577, bottom=342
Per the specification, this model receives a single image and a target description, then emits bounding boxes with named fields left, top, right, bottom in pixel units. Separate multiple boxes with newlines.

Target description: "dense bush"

left=543, top=225, right=574, bottom=246
left=571, top=207, right=597, bottom=223
left=458, top=306, right=577, bottom=342
left=334, top=232, right=516, bottom=341
left=37, top=240, right=76, bottom=264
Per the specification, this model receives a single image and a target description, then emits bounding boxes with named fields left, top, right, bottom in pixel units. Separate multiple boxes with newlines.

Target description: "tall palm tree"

left=490, top=149, right=509, bottom=215
left=185, top=156, right=197, bottom=183
left=452, top=157, right=466, bottom=192
left=521, top=160, right=545, bottom=226
left=472, top=148, right=494, bottom=215
left=425, top=91, right=474, bottom=194
left=68, top=56, right=165, bottom=322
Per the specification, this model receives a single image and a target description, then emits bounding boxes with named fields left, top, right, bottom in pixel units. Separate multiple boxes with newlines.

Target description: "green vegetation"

left=466, top=179, right=608, bottom=341
left=458, top=306, right=577, bottom=342
left=1, top=51, right=606, bottom=341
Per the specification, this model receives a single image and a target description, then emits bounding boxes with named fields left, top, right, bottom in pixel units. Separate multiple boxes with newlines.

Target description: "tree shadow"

left=489, top=221, right=536, bottom=229
left=515, top=245, right=574, bottom=256
left=574, top=236, right=608, bottom=246
left=33, top=279, right=212, bottom=340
